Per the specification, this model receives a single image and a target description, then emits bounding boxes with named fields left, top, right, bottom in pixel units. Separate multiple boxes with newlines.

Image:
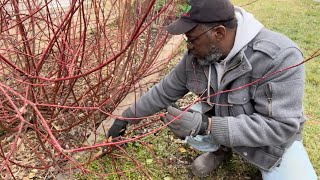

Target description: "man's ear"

left=213, top=25, right=226, bottom=41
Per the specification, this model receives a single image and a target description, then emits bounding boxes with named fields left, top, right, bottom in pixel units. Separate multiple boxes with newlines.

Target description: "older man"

left=107, top=0, right=317, bottom=179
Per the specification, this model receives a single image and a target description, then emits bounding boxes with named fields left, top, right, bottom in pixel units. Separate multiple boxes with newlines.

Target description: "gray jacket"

left=126, top=28, right=305, bottom=170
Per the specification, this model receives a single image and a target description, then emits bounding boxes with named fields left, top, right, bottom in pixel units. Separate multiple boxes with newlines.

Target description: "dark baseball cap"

left=166, top=0, right=235, bottom=35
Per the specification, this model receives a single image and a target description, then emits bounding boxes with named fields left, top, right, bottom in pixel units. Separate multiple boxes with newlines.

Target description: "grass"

left=82, top=0, right=320, bottom=179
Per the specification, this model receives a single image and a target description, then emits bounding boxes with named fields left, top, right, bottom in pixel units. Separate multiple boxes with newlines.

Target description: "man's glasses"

left=182, top=26, right=215, bottom=47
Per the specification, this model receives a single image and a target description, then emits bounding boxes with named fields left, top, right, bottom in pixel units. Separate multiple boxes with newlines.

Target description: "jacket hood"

left=222, top=7, right=264, bottom=64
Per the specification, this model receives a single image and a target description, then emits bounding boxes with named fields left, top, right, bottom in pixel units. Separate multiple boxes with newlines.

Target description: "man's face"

left=184, top=25, right=224, bottom=65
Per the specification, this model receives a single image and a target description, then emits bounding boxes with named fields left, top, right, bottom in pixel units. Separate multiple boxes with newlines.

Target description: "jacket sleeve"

left=210, top=47, right=305, bottom=147
left=125, top=53, right=190, bottom=121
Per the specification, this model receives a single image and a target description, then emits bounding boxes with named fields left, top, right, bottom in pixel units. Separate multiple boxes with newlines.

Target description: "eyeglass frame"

left=182, top=26, right=216, bottom=47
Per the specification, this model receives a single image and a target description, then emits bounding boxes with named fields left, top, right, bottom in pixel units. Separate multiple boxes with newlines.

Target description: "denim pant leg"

left=261, top=141, right=318, bottom=180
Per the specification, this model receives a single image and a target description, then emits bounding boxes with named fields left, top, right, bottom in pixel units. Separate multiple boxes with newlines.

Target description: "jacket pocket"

left=267, top=80, right=304, bottom=118
left=234, top=145, right=285, bottom=171
left=227, top=85, right=256, bottom=116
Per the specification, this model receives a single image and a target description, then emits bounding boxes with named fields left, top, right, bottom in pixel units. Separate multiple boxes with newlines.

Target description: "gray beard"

left=197, top=44, right=223, bottom=66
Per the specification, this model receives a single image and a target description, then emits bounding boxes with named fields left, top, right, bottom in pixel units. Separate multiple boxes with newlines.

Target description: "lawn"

left=83, top=0, right=320, bottom=179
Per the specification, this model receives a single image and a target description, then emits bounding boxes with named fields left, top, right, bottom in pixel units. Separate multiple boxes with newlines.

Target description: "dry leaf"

left=178, top=147, right=186, bottom=153
left=146, top=159, right=153, bottom=164
left=108, top=136, right=113, bottom=142
left=28, top=169, right=38, bottom=179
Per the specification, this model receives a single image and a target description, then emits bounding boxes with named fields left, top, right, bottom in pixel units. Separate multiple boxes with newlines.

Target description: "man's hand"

left=102, top=107, right=141, bottom=154
left=102, top=118, right=128, bottom=154
left=107, top=119, right=128, bottom=140
left=107, top=107, right=140, bottom=140
left=164, top=106, right=209, bottom=139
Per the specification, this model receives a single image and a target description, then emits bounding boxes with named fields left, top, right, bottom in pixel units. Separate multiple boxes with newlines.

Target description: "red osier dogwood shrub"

left=0, top=0, right=177, bottom=178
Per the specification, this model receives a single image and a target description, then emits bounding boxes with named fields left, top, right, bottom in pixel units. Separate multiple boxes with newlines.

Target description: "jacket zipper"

left=265, top=83, right=272, bottom=117
left=220, top=58, right=243, bottom=85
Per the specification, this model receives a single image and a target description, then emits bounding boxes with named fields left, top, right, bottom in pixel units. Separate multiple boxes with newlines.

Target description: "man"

left=107, top=0, right=317, bottom=179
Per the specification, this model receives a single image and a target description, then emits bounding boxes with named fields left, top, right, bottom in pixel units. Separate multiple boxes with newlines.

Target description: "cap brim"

left=166, top=18, right=197, bottom=35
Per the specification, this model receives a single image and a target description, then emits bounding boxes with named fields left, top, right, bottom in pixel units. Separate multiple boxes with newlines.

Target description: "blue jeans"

left=260, top=141, right=318, bottom=180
